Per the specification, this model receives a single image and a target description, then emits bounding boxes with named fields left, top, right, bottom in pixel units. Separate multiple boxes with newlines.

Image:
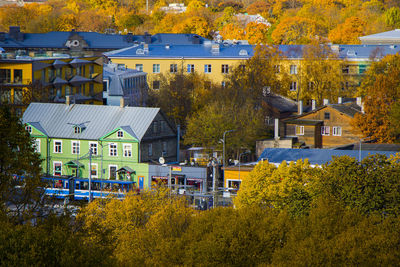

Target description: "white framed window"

left=333, top=126, right=342, bottom=136
left=90, top=163, right=98, bottom=178
left=290, top=81, right=297, bottom=91
left=227, top=179, right=241, bottom=189
left=74, top=126, right=81, bottom=134
left=34, top=139, right=40, bottom=153
left=187, top=64, right=194, bottom=73
left=109, top=165, right=117, bottom=180
left=25, top=126, right=32, bottom=133
left=170, top=64, right=178, bottom=73
left=204, top=64, right=212, bottom=73
left=109, top=143, right=117, bottom=156
left=274, top=65, right=281, bottom=73
left=153, top=64, right=160, bottom=73
left=117, top=130, right=124, bottom=138
left=296, top=125, right=304, bottom=136
left=290, top=65, right=298, bottom=74
left=54, top=140, right=62, bottom=153
left=221, top=81, right=226, bottom=87
left=136, top=64, right=143, bottom=71
left=221, top=64, right=229, bottom=74
left=321, top=126, right=330, bottom=136
left=53, top=161, right=62, bottom=176
left=89, top=142, right=98, bottom=155
left=123, top=144, right=132, bottom=157
left=148, top=143, right=152, bottom=156
left=71, top=141, right=80, bottom=154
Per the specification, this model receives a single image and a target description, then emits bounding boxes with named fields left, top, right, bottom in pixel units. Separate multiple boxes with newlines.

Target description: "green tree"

left=385, top=7, right=400, bottom=28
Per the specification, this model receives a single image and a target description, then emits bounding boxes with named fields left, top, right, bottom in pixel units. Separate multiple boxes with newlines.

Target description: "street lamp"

left=238, top=150, right=251, bottom=180
left=359, top=137, right=372, bottom=162
left=222, top=129, right=235, bottom=168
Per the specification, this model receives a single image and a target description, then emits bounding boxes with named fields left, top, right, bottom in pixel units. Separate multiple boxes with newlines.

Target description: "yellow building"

left=0, top=56, right=103, bottom=115
left=223, top=165, right=254, bottom=191
left=105, top=43, right=252, bottom=89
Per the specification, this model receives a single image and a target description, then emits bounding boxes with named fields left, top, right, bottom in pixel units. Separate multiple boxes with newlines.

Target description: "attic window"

left=117, top=130, right=124, bottom=138
left=347, top=50, right=356, bottom=56
left=74, top=126, right=81, bottom=134
left=136, top=49, right=144, bottom=55
left=26, top=126, right=32, bottom=134
left=239, top=49, right=248, bottom=56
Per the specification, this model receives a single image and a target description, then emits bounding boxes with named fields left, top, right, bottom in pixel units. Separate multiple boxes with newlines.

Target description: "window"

left=239, top=64, right=246, bottom=71
left=117, top=130, right=124, bottom=138
left=290, top=81, right=297, bottom=91
left=160, top=121, right=166, bottom=132
left=324, top=112, right=330, bottom=120
left=333, top=126, right=342, bottom=136
left=54, top=140, right=62, bottom=153
left=56, top=68, right=61, bottom=78
left=136, top=64, right=143, bottom=71
left=204, top=64, right=212, bottom=73
left=148, top=143, right=153, bottom=156
left=89, top=83, right=94, bottom=95
left=14, top=89, right=23, bottom=104
left=109, top=143, right=117, bottom=156
left=109, top=165, right=117, bottom=179
left=34, top=139, right=40, bottom=153
left=54, top=162, right=62, bottom=176
left=187, top=64, right=194, bottom=73
left=170, top=64, right=178, bottom=73
left=90, top=163, right=98, bottom=177
left=13, top=69, right=22, bottom=83
left=162, top=141, right=167, bottom=155
left=342, top=65, right=350, bottom=74
left=308, top=82, right=314, bottom=91
left=321, top=126, right=330, bottom=136
left=89, top=65, right=94, bottom=75
left=228, top=180, right=241, bottom=189
left=153, top=121, right=158, bottom=134
left=0, top=69, right=11, bottom=83
left=25, top=126, right=32, bottom=133
left=71, top=141, right=80, bottom=154
left=123, top=144, right=132, bottom=157
left=290, top=65, right=298, bottom=74
left=221, top=81, right=226, bottom=87
left=74, top=126, right=81, bottom=134
left=274, top=65, right=281, bottom=73
left=152, top=80, right=160, bottom=89
left=89, top=142, right=98, bottom=155
left=341, top=81, right=349, bottom=91
left=153, top=64, right=160, bottom=73
left=359, top=64, right=367, bottom=74
left=296, top=125, right=304, bottom=135
left=221, top=64, right=229, bottom=74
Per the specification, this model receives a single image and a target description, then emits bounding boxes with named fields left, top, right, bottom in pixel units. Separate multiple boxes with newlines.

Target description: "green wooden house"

left=22, top=101, right=177, bottom=189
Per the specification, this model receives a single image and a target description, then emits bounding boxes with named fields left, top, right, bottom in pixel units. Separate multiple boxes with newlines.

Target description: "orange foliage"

left=328, top=17, right=366, bottom=44
left=219, top=23, right=245, bottom=40
left=245, top=22, right=269, bottom=44
left=246, top=1, right=271, bottom=15
left=271, top=16, right=322, bottom=44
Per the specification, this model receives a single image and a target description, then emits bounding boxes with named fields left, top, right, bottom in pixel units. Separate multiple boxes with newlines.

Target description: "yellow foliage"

left=219, top=23, right=244, bottom=40
left=244, top=21, right=269, bottom=44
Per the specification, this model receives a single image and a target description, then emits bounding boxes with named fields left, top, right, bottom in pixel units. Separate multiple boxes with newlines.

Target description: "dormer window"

left=117, top=130, right=124, bottom=138
left=26, top=126, right=32, bottom=133
left=74, top=126, right=81, bottom=134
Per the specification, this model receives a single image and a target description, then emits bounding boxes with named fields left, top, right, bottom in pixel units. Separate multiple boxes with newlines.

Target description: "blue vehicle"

left=42, top=176, right=136, bottom=200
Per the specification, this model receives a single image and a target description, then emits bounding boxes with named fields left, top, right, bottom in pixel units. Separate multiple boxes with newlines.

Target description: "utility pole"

left=89, top=148, right=92, bottom=203
left=212, top=159, right=217, bottom=208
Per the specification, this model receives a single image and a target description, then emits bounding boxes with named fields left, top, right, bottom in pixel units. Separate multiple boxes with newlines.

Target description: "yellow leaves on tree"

left=219, top=23, right=244, bottom=41
left=328, top=17, right=366, bottom=44
left=271, top=16, right=323, bottom=44
left=172, top=16, right=211, bottom=37
left=352, top=54, right=400, bottom=143
left=245, top=21, right=269, bottom=44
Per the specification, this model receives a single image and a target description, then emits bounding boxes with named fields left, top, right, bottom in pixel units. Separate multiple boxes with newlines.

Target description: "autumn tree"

left=353, top=54, right=400, bottom=143
left=219, top=23, right=245, bottom=40
left=385, top=7, right=400, bottom=28
left=328, top=16, right=366, bottom=44
left=244, top=21, right=269, bottom=44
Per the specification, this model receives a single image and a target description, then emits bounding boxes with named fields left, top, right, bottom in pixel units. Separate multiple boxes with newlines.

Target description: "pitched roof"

left=359, top=29, right=400, bottom=41
left=22, top=103, right=160, bottom=141
left=258, top=148, right=398, bottom=165
left=264, top=93, right=298, bottom=113
left=288, top=102, right=361, bottom=121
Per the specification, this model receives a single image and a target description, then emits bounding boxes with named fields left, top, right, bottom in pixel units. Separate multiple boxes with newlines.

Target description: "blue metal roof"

left=105, top=43, right=255, bottom=58
left=258, top=148, right=398, bottom=165
left=0, top=31, right=209, bottom=49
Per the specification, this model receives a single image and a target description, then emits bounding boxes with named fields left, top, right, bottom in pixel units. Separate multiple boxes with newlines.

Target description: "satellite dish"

left=159, top=157, right=165, bottom=164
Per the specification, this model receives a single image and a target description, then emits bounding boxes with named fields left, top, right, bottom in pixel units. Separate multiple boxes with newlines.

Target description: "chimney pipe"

left=356, top=97, right=362, bottom=106
left=311, top=99, right=316, bottom=110
left=66, top=95, right=70, bottom=105
left=338, top=97, right=342, bottom=104
left=120, top=97, right=125, bottom=108
left=274, top=118, right=279, bottom=140
left=298, top=100, right=303, bottom=115
left=323, top=99, right=329, bottom=105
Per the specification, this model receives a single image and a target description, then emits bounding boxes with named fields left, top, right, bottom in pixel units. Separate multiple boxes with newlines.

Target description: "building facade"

left=22, top=102, right=177, bottom=189
left=0, top=56, right=103, bottom=114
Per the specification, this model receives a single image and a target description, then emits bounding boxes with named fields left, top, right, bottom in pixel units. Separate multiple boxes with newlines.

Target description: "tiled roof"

left=22, top=103, right=159, bottom=141
left=258, top=148, right=398, bottom=165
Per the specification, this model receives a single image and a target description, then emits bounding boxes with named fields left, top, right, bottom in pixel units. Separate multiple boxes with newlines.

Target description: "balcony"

left=0, top=78, right=31, bottom=86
